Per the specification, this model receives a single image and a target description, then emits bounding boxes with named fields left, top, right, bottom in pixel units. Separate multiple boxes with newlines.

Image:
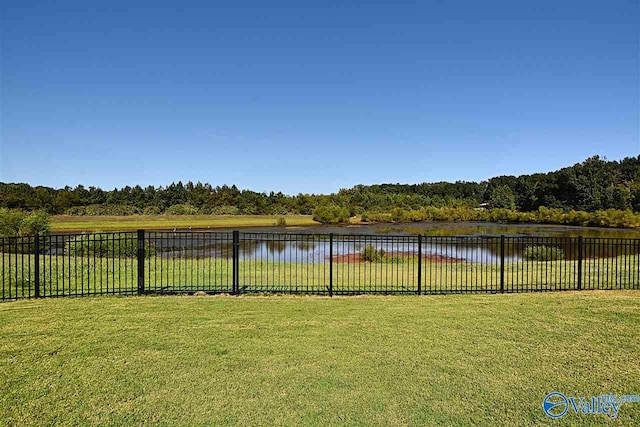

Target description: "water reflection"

left=148, top=234, right=640, bottom=263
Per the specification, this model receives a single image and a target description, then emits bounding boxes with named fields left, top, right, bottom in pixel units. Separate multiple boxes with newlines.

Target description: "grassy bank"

left=49, top=210, right=640, bottom=235
left=362, top=206, right=640, bottom=230
left=51, top=214, right=318, bottom=232
left=3, top=254, right=638, bottom=299
left=1, top=292, right=639, bottom=425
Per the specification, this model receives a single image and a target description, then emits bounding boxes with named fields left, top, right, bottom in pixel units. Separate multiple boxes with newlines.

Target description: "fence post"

left=34, top=234, right=40, bottom=298
left=233, top=230, right=240, bottom=295
left=329, top=233, right=333, bottom=297
left=577, top=236, right=583, bottom=290
left=137, top=229, right=145, bottom=295
left=500, top=235, right=505, bottom=293
left=637, top=239, right=640, bottom=289
left=417, top=234, right=422, bottom=295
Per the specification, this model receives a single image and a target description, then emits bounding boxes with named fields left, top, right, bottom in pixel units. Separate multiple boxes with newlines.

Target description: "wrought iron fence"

left=1, top=230, right=639, bottom=301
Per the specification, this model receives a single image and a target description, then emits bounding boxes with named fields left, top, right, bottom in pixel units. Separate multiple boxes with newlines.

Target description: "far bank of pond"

left=47, top=221, right=640, bottom=264
left=199, top=221, right=640, bottom=239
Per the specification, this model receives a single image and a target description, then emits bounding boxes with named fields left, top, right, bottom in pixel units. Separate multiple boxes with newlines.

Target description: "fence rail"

left=1, top=230, right=639, bottom=301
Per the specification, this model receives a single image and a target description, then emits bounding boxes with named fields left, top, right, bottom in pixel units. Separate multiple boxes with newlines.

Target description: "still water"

left=148, top=222, right=640, bottom=263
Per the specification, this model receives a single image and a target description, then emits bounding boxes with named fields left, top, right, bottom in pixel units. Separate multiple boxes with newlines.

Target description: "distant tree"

left=629, top=181, right=640, bottom=212
left=1, top=155, right=639, bottom=215
left=490, top=186, right=516, bottom=210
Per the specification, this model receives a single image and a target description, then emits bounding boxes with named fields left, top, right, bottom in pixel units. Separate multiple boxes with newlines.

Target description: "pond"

left=222, top=221, right=640, bottom=238
left=144, top=221, right=640, bottom=264
left=46, top=222, right=640, bottom=264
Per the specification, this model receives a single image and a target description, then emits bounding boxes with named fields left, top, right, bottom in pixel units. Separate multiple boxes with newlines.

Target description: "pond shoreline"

left=51, top=220, right=640, bottom=238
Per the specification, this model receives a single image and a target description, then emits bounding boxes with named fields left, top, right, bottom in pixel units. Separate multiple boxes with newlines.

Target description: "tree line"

left=1, top=155, right=639, bottom=216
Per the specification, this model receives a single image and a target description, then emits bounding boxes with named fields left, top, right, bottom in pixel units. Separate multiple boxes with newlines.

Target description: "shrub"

left=523, top=245, right=565, bottom=261
left=209, top=205, right=241, bottom=215
left=518, top=211, right=537, bottom=223
left=238, top=205, right=258, bottom=215
left=534, top=206, right=565, bottom=224
left=0, top=209, right=50, bottom=237
left=143, top=206, right=161, bottom=215
left=353, top=205, right=640, bottom=229
left=590, top=209, right=640, bottom=228
left=64, top=204, right=141, bottom=216
left=486, top=209, right=522, bottom=223
left=391, top=208, right=408, bottom=222
left=65, top=233, right=155, bottom=258
left=0, top=208, right=27, bottom=237
left=164, top=204, right=199, bottom=215
left=19, top=210, right=51, bottom=236
left=312, top=205, right=350, bottom=224
left=363, top=211, right=392, bottom=222
left=422, top=206, right=440, bottom=221
left=406, top=209, right=427, bottom=222
left=448, top=207, right=477, bottom=221
left=351, top=206, right=365, bottom=216
left=0, top=236, right=37, bottom=253
left=565, top=210, right=590, bottom=226
left=360, top=245, right=407, bottom=263
left=361, top=245, right=385, bottom=262
left=268, top=205, right=289, bottom=215
left=276, top=217, right=287, bottom=226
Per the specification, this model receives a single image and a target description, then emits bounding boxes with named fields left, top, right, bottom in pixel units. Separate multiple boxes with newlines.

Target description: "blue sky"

left=1, top=0, right=638, bottom=194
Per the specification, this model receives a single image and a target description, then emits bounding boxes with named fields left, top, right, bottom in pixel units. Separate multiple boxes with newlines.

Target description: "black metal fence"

left=1, top=230, right=639, bottom=301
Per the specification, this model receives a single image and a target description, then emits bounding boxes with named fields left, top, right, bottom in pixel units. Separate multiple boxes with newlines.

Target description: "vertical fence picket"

left=417, top=235, right=422, bottom=295
left=232, top=230, right=240, bottom=295
left=137, top=229, right=145, bottom=295
left=577, top=236, right=583, bottom=291
left=500, top=235, right=505, bottom=293
left=329, top=233, right=333, bottom=297
left=34, top=234, right=40, bottom=298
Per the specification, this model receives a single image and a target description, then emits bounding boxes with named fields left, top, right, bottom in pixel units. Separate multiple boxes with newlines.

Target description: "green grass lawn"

left=3, top=253, right=639, bottom=299
left=51, top=214, right=318, bottom=232
left=1, top=292, right=639, bottom=426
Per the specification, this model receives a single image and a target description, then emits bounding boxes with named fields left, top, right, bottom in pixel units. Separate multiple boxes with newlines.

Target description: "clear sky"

left=1, top=0, right=638, bottom=194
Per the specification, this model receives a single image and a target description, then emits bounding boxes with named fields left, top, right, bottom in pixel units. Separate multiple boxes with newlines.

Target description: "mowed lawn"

left=51, top=214, right=318, bottom=232
left=1, top=293, right=639, bottom=426
left=3, top=253, right=639, bottom=299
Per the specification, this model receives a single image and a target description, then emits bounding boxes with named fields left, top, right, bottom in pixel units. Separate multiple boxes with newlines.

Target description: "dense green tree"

left=1, top=155, right=639, bottom=215
left=490, top=185, right=516, bottom=209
